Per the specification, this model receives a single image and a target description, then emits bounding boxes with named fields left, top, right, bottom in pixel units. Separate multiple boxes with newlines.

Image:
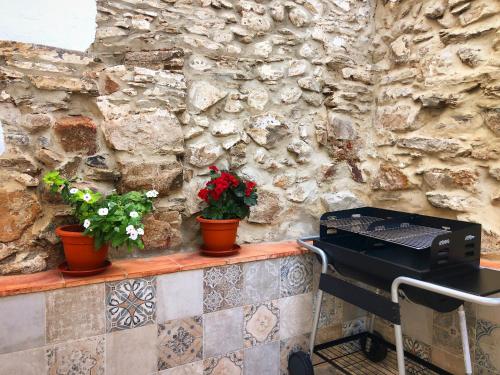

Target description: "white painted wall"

left=0, top=0, right=97, bottom=51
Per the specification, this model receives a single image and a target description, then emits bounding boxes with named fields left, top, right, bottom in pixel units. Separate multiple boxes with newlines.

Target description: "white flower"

left=69, top=188, right=79, bottom=194
left=146, top=190, right=159, bottom=198
left=126, top=225, right=135, bottom=234
left=83, top=219, right=91, bottom=229
left=83, top=193, right=92, bottom=202
left=129, top=211, right=139, bottom=218
left=137, top=228, right=144, bottom=235
left=129, top=230, right=138, bottom=240
left=98, top=208, right=109, bottom=216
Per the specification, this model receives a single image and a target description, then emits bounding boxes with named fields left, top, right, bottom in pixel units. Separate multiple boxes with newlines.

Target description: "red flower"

left=209, top=165, right=219, bottom=172
left=245, top=181, right=256, bottom=197
left=221, top=172, right=239, bottom=187
left=198, top=188, right=209, bottom=202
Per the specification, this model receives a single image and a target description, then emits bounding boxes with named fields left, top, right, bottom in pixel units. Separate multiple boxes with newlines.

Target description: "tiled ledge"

left=0, top=241, right=306, bottom=297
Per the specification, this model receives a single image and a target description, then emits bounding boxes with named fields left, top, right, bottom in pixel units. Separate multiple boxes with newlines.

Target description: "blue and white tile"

left=203, top=265, right=243, bottom=313
left=106, top=277, right=156, bottom=332
left=280, top=255, right=313, bottom=298
left=243, top=260, right=280, bottom=305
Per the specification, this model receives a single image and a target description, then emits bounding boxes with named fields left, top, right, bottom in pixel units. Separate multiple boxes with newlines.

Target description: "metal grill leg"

left=458, top=305, right=473, bottom=375
left=394, top=323, right=406, bottom=375
left=310, top=289, right=323, bottom=354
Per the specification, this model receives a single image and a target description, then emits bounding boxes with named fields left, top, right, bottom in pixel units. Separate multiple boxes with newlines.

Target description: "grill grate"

left=321, top=215, right=450, bottom=250
left=314, top=338, right=444, bottom=375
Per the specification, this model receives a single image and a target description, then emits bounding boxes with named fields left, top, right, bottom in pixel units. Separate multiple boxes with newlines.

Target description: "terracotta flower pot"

left=55, top=225, right=109, bottom=271
left=196, top=216, right=240, bottom=256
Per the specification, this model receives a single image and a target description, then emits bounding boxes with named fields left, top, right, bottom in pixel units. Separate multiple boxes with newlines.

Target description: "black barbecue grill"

left=288, top=207, right=500, bottom=375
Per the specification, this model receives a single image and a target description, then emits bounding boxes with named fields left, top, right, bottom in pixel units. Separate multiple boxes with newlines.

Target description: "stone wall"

left=370, top=0, right=500, bottom=252
left=0, top=0, right=499, bottom=274
left=0, top=0, right=377, bottom=274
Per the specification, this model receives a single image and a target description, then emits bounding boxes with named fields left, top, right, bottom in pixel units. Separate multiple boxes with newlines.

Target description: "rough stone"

left=241, top=12, right=272, bottom=32
left=22, top=114, right=53, bottom=132
left=423, top=0, right=447, bottom=19
left=482, top=109, right=500, bottom=136
left=490, top=166, right=500, bottom=181
left=321, top=191, right=364, bottom=211
left=186, top=143, right=223, bottom=167
left=0, top=187, right=41, bottom=242
left=124, top=49, right=184, bottom=70
left=247, top=88, right=269, bottom=110
left=103, top=110, right=184, bottom=155
left=119, top=161, right=183, bottom=196
left=376, top=103, right=420, bottom=132
left=269, top=1, right=285, bottom=21
left=280, top=86, right=302, bottom=104
left=188, top=81, right=227, bottom=113
left=248, top=189, right=282, bottom=224
left=457, top=47, right=483, bottom=67
left=426, top=191, right=481, bottom=211
left=54, top=116, right=97, bottom=155
left=287, top=139, right=312, bottom=163
left=327, top=114, right=357, bottom=140
left=246, top=113, right=288, bottom=149
left=371, top=163, right=411, bottom=191
left=142, top=210, right=182, bottom=251
left=390, top=35, right=411, bottom=63
left=289, top=7, right=311, bottom=28
left=397, top=137, right=462, bottom=153
left=211, top=119, right=241, bottom=137
left=422, top=168, right=479, bottom=193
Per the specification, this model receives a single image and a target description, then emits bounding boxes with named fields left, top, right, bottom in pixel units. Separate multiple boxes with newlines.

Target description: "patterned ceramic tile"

left=318, top=294, right=342, bottom=329
left=47, top=336, right=105, bottom=375
left=316, top=324, right=342, bottom=345
left=342, top=317, right=367, bottom=337
left=106, top=324, right=157, bottom=375
left=280, top=255, right=313, bottom=298
left=204, top=350, right=243, bottom=375
left=433, top=309, right=476, bottom=357
left=203, top=265, right=243, bottom=313
left=159, top=361, right=203, bottom=375
left=0, top=293, right=45, bottom=353
left=244, top=301, right=279, bottom=348
left=157, top=270, right=203, bottom=322
left=475, top=319, right=500, bottom=373
left=279, top=293, right=313, bottom=340
left=431, top=346, right=468, bottom=375
left=244, top=341, right=280, bottom=375
left=204, top=307, right=244, bottom=358
left=106, top=277, right=156, bottom=332
left=243, top=259, right=280, bottom=305
left=46, top=284, right=105, bottom=344
left=403, top=335, right=431, bottom=361
left=0, top=348, right=47, bottom=375
left=279, top=334, right=310, bottom=375
left=158, top=316, right=203, bottom=370
left=474, top=364, right=500, bottom=375
left=400, top=299, right=433, bottom=345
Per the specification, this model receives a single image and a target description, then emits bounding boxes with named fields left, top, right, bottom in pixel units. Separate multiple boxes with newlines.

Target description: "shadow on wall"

left=0, top=0, right=97, bottom=51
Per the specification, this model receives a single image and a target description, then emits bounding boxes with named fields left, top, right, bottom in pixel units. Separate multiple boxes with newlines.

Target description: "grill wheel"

left=360, top=331, right=388, bottom=362
left=288, top=351, right=314, bottom=375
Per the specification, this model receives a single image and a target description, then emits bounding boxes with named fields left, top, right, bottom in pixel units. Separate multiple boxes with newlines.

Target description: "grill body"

left=315, top=207, right=484, bottom=312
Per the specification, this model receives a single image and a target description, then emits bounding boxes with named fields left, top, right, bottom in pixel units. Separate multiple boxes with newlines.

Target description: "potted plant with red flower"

left=197, top=166, right=258, bottom=256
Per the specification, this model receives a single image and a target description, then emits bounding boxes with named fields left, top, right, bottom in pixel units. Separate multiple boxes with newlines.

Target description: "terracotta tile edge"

left=480, top=259, right=500, bottom=270
left=0, top=241, right=305, bottom=297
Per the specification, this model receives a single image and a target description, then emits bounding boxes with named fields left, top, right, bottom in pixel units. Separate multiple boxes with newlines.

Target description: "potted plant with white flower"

left=43, top=171, right=158, bottom=275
